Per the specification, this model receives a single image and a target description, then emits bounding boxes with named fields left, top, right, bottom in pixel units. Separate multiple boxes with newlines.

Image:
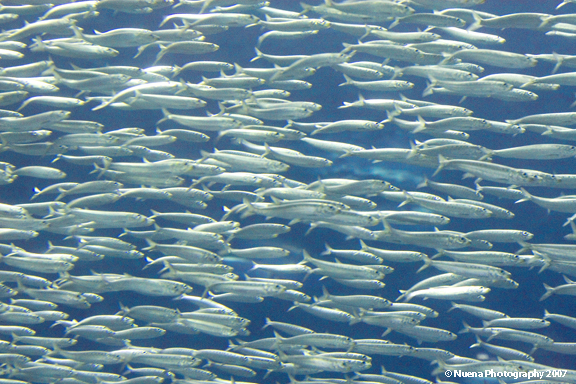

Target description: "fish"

left=0, top=1, right=575, bottom=383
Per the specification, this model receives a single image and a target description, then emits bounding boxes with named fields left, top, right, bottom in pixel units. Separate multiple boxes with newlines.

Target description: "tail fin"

left=468, top=11, right=484, bottom=31
left=432, top=154, right=449, bottom=177
left=416, top=255, right=432, bottom=273
left=539, top=283, right=555, bottom=301
left=338, top=74, right=354, bottom=87
left=250, top=47, right=263, bottom=63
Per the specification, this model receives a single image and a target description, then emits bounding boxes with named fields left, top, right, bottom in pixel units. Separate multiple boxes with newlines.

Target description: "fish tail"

left=338, top=74, right=353, bottom=87
left=153, top=45, right=167, bottom=66
left=91, top=100, right=110, bottom=111
left=519, top=79, right=535, bottom=88
left=320, top=243, right=333, bottom=256
left=261, top=317, right=273, bottom=330
left=476, top=147, right=493, bottom=161
left=468, top=11, right=483, bottom=31
left=133, top=43, right=150, bottom=59
left=551, top=52, right=564, bottom=74
left=157, top=108, right=171, bottom=125
left=430, top=250, right=444, bottom=260
left=432, top=154, right=448, bottom=177
left=541, top=126, right=555, bottom=136
left=299, top=2, right=313, bottom=15
left=397, top=191, right=413, bottom=208
left=458, top=321, right=472, bottom=334
left=416, top=255, right=432, bottom=273
left=305, top=222, right=319, bottom=236
left=88, top=163, right=106, bottom=180
left=515, top=187, right=531, bottom=204
left=50, top=154, right=63, bottom=164
left=539, top=283, right=554, bottom=301
left=407, top=141, right=421, bottom=160
left=320, top=285, right=330, bottom=300
left=239, top=198, right=256, bottom=219
left=395, top=290, right=407, bottom=301
left=338, top=149, right=356, bottom=158
left=338, top=101, right=354, bottom=109
left=142, top=238, right=157, bottom=251
left=159, top=16, right=171, bottom=27
left=70, top=24, right=85, bottom=41
left=538, top=15, right=553, bottom=30
left=447, top=302, right=460, bottom=313
left=422, top=80, right=437, bottom=97
left=16, top=99, right=31, bottom=112
left=250, top=47, right=263, bottom=62
left=287, top=303, right=297, bottom=312
left=415, top=174, right=428, bottom=189
left=349, top=315, right=361, bottom=326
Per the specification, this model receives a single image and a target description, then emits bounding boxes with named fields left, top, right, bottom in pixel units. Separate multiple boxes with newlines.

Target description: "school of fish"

left=0, top=0, right=576, bottom=383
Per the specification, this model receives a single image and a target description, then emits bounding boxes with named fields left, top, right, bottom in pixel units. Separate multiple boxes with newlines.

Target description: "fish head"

left=368, top=122, right=382, bottom=130
left=268, top=283, right=286, bottom=294
left=392, top=81, right=406, bottom=90
left=527, top=56, right=538, bottom=66
left=176, top=283, right=193, bottom=295
left=111, top=74, right=131, bottom=84
left=402, top=4, right=416, bottom=15
left=453, top=235, right=471, bottom=247
left=365, top=215, right=380, bottom=226
left=82, top=293, right=104, bottom=303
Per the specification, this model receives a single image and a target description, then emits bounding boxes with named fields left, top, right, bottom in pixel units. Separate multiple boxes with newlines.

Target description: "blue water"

left=1, top=0, right=576, bottom=382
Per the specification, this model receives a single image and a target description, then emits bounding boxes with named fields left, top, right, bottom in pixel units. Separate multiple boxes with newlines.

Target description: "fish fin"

left=430, top=250, right=444, bottom=260
left=320, top=243, right=332, bottom=256
left=416, top=255, right=432, bottom=274
left=539, top=283, right=554, bottom=301
left=416, top=175, right=428, bottom=188
left=468, top=11, right=483, bottom=31
left=338, top=74, right=353, bottom=87
left=432, top=154, right=448, bottom=177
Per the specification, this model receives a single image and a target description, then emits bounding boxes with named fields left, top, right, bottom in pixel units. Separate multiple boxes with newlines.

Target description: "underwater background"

left=1, top=0, right=576, bottom=383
